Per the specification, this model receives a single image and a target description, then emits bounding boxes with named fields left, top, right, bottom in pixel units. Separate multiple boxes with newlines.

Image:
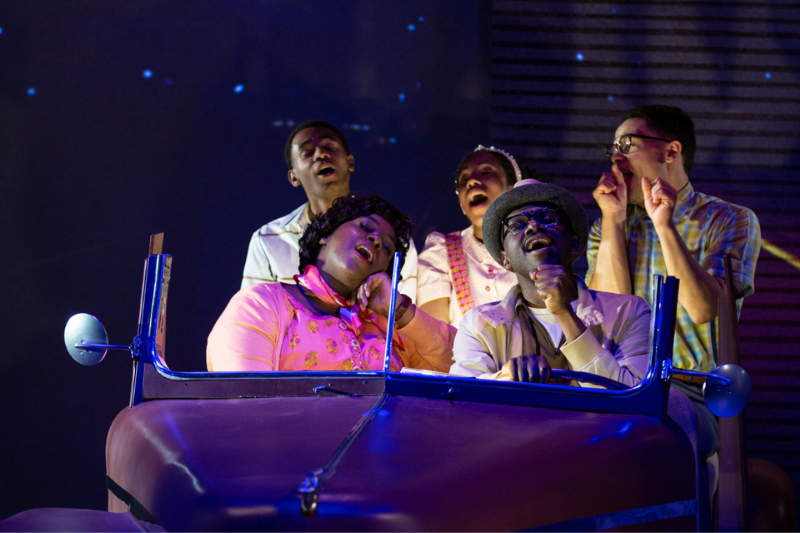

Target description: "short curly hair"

left=298, top=194, right=413, bottom=279
left=284, top=120, right=351, bottom=170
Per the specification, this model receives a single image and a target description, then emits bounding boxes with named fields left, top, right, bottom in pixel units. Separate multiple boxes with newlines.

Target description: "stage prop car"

left=1, top=239, right=760, bottom=532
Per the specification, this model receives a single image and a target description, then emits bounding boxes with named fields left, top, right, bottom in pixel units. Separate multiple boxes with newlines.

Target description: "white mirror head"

left=64, top=313, right=108, bottom=366
left=703, top=364, right=751, bottom=418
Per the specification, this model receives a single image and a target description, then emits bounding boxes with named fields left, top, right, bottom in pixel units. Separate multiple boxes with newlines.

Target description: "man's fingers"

left=611, top=165, right=626, bottom=184
left=649, top=185, right=675, bottom=208
left=526, top=357, right=539, bottom=383
left=641, top=177, right=653, bottom=201
left=534, top=274, right=566, bottom=287
left=536, top=264, right=564, bottom=271
left=510, top=358, right=520, bottom=381
left=539, top=358, right=550, bottom=383
left=597, top=173, right=617, bottom=191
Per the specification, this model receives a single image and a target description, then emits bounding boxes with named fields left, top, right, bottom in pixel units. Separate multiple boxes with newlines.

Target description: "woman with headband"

left=417, top=146, right=534, bottom=327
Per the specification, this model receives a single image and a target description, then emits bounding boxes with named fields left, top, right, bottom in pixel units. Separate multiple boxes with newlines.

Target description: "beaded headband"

left=474, top=144, right=523, bottom=181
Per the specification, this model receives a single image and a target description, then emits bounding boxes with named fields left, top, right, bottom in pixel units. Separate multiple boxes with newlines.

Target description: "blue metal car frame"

left=128, top=253, right=680, bottom=419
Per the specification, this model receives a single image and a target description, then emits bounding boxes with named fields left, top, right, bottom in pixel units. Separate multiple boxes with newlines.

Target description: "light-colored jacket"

left=451, top=279, right=652, bottom=387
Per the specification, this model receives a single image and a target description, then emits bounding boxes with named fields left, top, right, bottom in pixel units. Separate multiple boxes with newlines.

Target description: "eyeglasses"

left=606, top=134, right=672, bottom=159
left=503, top=208, right=560, bottom=235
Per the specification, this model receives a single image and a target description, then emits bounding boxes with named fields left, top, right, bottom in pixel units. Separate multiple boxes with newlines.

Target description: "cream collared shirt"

left=451, top=280, right=652, bottom=387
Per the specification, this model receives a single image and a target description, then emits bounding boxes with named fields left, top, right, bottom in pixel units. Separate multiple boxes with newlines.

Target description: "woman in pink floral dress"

left=207, top=194, right=455, bottom=373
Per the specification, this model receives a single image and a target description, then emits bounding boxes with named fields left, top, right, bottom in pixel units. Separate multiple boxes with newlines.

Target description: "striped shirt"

left=586, top=182, right=761, bottom=373
left=242, top=203, right=418, bottom=301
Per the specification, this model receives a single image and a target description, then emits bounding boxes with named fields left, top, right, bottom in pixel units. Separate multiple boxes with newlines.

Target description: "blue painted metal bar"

left=73, top=343, right=131, bottom=351
left=131, top=256, right=685, bottom=419
left=382, top=252, right=402, bottom=374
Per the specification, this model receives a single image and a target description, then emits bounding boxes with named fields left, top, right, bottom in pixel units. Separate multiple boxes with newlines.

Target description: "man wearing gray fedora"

left=450, top=177, right=716, bottom=526
left=450, top=178, right=652, bottom=385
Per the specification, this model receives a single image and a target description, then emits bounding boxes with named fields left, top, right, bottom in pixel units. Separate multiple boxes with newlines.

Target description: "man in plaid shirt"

left=586, top=105, right=761, bottom=374
left=587, top=106, right=761, bottom=524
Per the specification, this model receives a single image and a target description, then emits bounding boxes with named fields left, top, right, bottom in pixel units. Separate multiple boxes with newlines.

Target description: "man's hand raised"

left=593, top=166, right=628, bottom=226
left=642, top=177, right=677, bottom=229
left=532, top=265, right=575, bottom=316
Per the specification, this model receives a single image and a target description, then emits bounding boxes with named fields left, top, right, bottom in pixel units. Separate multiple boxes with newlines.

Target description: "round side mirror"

left=64, top=313, right=109, bottom=366
left=703, top=364, right=751, bottom=418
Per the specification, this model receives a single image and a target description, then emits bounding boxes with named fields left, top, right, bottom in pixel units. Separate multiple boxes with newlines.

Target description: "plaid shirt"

left=586, top=182, right=761, bottom=372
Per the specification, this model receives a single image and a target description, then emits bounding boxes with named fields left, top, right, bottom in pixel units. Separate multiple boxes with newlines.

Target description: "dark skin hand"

left=529, top=264, right=577, bottom=314
left=291, top=272, right=416, bottom=329
left=500, top=354, right=551, bottom=382
left=526, top=264, right=587, bottom=344
left=356, top=272, right=416, bottom=328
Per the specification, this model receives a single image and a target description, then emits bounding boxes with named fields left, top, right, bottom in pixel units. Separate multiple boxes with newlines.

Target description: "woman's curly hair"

left=298, top=193, right=413, bottom=277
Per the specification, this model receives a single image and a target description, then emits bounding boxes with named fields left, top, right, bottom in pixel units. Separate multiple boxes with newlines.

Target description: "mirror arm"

left=663, top=359, right=732, bottom=390
left=73, top=335, right=143, bottom=358
left=74, top=343, right=131, bottom=351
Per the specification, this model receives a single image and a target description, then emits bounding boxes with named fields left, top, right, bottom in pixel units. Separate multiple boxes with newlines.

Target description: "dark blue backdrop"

left=0, top=1, right=491, bottom=518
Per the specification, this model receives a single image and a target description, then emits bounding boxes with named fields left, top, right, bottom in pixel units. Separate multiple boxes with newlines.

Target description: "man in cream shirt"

left=242, top=120, right=417, bottom=299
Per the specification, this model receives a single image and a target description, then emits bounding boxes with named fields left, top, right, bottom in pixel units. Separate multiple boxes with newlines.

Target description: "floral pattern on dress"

left=288, top=333, right=300, bottom=349
left=305, top=351, right=318, bottom=369
left=277, top=289, right=416, bottom=373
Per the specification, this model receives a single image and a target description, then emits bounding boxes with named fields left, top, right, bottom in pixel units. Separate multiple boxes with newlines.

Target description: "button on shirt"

left=417, top=227, right=518, bottom=328
left=242, top=202, right=418, bottom=302
left=586, top=182, right=761, bottom=373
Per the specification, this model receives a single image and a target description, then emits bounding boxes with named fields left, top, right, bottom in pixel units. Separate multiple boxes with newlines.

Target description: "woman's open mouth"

left=468, top=193, right=488, bottom=207
left=355, top=244, right=374, bottom=264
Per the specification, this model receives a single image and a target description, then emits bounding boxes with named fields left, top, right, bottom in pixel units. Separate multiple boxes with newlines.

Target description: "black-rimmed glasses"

left=503, top=208, right=560, bottom=235
left=606, top=134, right=672, bottom=159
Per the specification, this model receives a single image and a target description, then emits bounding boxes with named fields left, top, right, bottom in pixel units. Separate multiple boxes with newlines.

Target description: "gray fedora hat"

left=483, top=179, right=589, bottom=265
